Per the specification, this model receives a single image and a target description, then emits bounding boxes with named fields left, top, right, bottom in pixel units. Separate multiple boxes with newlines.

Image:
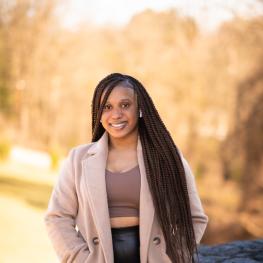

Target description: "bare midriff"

left=110, top=216, right=139, bottom=228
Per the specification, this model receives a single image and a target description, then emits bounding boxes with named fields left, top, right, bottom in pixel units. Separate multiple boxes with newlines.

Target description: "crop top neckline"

left=106, top=165, right=139, bottom=175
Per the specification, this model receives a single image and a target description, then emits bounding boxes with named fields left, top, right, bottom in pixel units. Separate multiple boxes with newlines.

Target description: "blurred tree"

left=0, top=29, right=11, bottom=115
left=0, top=0, right=60, bottom=143
left=219, top=17, right=263, bottom=237
left=0, top=2, right=12, bottom=116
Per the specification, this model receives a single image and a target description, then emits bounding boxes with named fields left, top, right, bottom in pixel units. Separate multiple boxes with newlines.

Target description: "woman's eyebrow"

left=104, top=98, right=133, bottom=104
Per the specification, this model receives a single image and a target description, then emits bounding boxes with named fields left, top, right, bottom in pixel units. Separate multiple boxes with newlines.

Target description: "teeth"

left=111, top=122, right=126, bottom=128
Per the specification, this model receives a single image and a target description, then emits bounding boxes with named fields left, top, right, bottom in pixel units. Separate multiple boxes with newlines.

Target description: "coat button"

left=92, top=237, right=99, bottom=245
left=153, top=237, right=161, bottom=245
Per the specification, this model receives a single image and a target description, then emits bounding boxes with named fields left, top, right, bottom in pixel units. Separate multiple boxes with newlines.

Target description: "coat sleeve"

left=180, top=153, right=209, bottom=244
left=44, top=148, right=90, bottom=263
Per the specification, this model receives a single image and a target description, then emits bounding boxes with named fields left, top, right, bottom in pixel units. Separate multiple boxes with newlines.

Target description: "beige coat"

left=44, top=132, right=208, bottom=263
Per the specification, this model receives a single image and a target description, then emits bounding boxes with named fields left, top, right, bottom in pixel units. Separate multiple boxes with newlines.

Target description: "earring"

left=139, top=109, right=143, bottom=118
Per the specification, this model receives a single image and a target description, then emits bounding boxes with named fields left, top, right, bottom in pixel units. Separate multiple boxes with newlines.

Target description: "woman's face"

left=100, top=85, right=139, bottom=140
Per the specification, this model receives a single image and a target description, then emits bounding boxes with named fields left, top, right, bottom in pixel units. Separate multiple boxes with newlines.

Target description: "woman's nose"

left=111, top=108, right=122, bottom=118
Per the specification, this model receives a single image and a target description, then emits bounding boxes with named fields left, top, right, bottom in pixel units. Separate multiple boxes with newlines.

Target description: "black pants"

left=111, top=225, right=140, bottom=263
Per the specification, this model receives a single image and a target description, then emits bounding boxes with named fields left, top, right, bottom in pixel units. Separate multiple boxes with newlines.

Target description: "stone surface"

left=198, top=239, right=263, bottom=263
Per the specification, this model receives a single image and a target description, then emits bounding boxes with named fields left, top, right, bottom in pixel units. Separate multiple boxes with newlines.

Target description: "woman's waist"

left=110, top=216, right=139, bottom=228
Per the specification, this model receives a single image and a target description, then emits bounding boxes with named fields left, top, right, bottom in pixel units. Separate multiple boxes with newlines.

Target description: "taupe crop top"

left=105, top=165, right=141, bottom=218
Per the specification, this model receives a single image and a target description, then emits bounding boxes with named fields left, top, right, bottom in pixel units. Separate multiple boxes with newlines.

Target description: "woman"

left=44, top=73, right=208, bottom=263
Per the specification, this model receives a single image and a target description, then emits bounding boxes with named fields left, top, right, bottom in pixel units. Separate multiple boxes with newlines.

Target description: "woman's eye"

left=103, top=104, right=111, bottom=110
left=121, top=103, right=130, bottom=108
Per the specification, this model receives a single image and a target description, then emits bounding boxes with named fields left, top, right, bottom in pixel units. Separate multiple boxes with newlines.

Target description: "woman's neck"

left=108, top=132, right=138, bottom=151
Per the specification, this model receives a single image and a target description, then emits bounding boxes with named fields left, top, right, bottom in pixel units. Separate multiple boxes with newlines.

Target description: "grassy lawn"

left=0, top=161, right=59, bottom=263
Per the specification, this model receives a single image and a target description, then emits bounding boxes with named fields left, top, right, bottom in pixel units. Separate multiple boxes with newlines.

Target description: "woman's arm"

left=180, top=153, right=209, bottom=244
left=44, top=149, right=90, bottom=263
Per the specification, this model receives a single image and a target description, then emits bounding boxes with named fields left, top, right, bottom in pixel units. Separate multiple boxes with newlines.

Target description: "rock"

left=198, top=239, right=263, bottom=263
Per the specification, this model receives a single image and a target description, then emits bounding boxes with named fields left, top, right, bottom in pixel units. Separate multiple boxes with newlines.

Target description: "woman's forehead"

left=101, top=85, right=137, bottom=103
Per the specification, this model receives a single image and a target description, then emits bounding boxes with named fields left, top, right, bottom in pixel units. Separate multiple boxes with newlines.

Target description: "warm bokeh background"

left=0, top=0, right=263, bottom=262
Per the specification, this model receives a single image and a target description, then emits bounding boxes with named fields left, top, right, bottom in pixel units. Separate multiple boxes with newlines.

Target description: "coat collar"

left=82, top=131, right=155, bottom=263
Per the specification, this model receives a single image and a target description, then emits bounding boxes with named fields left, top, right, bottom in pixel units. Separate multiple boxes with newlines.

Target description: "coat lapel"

left=81, top=132, right=155, bottom=263
left=82, top=132, right=114, bottom=263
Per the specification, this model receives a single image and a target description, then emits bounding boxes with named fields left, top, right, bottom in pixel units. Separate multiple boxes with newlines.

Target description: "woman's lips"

left=109, top=121, right=127, bottom=129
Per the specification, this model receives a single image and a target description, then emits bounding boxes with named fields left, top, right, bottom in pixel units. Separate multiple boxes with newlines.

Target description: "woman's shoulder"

left=66, top=141, right=96, bottom=162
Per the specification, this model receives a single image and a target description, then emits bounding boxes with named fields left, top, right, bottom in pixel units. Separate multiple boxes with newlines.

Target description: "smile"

left=110, top=122, right=127, bottom=129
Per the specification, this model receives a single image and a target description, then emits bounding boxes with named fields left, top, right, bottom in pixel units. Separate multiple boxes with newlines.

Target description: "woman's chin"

left=107, top=128, right=138, bottom=140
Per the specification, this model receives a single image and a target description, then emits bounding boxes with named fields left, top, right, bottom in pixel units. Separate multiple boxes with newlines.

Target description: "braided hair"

left=91, top=73, right=197, bottom=263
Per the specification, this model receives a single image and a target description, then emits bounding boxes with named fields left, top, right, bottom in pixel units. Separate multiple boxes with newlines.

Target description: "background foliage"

left=0, top=0, right=262, bottom=257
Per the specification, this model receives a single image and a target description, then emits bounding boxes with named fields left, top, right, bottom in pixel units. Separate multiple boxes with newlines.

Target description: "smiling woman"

left=100, top=84, right=139, bottom=141
left=100, top=84, right=140, bottom=232
left=44, top=73, right=208, bottom=263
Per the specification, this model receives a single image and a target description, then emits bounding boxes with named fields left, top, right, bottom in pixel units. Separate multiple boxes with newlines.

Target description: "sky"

left=61, top=0, right=263, bottom=31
